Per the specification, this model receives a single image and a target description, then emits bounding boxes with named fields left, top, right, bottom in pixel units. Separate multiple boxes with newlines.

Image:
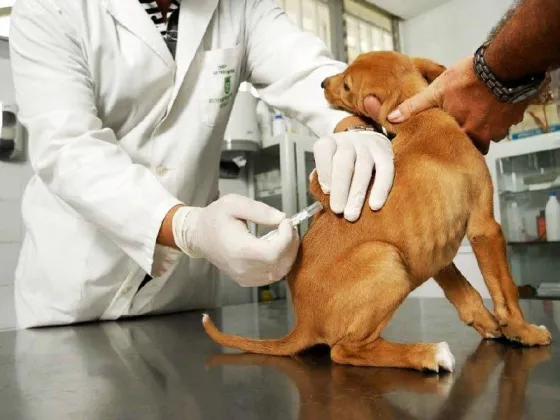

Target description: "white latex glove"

left=313, top=130, right=394, bottom=222
left=172, top=194, right=300, bottom=287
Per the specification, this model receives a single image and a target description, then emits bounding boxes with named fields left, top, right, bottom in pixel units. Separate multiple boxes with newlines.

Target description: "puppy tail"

left=202, top=313, right=311, bottom=356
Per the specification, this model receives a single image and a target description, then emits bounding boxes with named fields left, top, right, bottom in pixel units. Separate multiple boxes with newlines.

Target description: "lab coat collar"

left=105, top=0, right=219, bottom=106
left=104, top=0, right=175, bottom=68
left=169, top=0, right=220, bottom=105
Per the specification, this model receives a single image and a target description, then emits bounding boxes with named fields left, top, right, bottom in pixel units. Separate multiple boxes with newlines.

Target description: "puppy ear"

left=412, top=57, right=446, bottom=84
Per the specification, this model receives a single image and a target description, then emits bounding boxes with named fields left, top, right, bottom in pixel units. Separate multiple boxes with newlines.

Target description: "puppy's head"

left=322, top=51, right=445, bottom=127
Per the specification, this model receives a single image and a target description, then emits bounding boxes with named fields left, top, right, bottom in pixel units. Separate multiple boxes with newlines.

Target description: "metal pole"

left=327, top=0, right=347, bottom=62
left=392, top=17, right=402, bottom=52
left=280, top=134, right=298, bottom=322
left=247, top=158, right=260, bottom=304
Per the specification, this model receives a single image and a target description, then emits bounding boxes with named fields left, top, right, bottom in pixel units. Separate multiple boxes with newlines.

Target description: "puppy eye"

left=343, top=81, right=350, bottom=91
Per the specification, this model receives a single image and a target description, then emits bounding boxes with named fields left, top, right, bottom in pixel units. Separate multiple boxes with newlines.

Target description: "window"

left=240, top=0, right=397, bottom=93
left=343, top=0, right=395, bottom=63
left=282, top=0, right=299, bottom=25
left=241, top=0, right=332, bottom=95
left=344, top=15, right=394, bottom=62
left=276, top=0, right=332, bottom=51
left=316, top=2, right=331, bottom=51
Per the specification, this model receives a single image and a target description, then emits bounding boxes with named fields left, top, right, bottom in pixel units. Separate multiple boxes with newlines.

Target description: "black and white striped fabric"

left=137, top=0, right=181, bottom=291
left=138, top=0, right=181, bottom=38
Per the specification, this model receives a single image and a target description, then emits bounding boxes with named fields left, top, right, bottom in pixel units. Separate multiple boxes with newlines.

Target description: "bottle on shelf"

left=545, top=191, right=560, bottom=241
left=259, top=285, right=275, bottom=302
left=256, top=100, right=272, bottom=143
left=507, top=201, right=526, bottom=242
left=272, top=111, right=287, bottom=136
left=537, top=210, right=547, bottom=241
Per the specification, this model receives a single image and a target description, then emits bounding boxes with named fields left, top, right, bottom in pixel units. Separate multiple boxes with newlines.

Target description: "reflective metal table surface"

left=1, top=298, right=559, bottom=419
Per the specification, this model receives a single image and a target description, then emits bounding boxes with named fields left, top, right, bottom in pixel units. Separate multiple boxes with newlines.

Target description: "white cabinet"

left=489, top=133, right=560, bottom=299
left=218, top=131, right=318, bottom=306
left=248, top=133, right=317, bottom=302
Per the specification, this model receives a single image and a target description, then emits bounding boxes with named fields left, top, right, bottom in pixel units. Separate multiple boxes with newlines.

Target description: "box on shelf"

left=509, top=70, right=560, bottom=140
left=509, top=103, right=560, bottom=140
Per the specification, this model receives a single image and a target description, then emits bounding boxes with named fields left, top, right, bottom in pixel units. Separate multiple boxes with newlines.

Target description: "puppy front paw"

left=501, top=322, right=552, bottom=346
left=464, top=307, right=502, bottom=339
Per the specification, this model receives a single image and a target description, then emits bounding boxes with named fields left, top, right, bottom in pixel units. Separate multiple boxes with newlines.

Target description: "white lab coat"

left=9, top=0, right=349, bottom=328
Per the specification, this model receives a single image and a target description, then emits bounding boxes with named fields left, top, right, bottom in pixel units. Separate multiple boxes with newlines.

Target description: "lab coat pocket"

left=199, top=46, right=242, bottom=127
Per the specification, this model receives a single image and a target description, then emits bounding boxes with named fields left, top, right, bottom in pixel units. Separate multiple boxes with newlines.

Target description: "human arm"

left=386, top=0, right=560, bottom=153
left=484, top=0, right=560, bottom=82
left=244, top=1, right=394, bottom=220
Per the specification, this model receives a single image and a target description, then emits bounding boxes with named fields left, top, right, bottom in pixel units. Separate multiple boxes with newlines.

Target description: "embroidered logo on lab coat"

left=224, top=76, right=231, bottom=95
left=208, top=64, right=235, bottom=109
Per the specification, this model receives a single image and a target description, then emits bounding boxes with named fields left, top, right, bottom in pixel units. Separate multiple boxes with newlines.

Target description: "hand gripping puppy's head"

left=321, top=51, right=445, bottom=126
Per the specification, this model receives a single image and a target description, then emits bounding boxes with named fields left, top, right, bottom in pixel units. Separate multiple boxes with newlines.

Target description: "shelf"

left=508, top=240, right=560, bottom=246
left=499, top=184, right=560, bottom=199
left=491, top=131, right=560, bottom=158
left=261, top=133, right=316, bottom=149
left=256, top=187, right=282, bottom=199
left=520, top=295, right=560, bottom=300
left=517, top=283, right=560, bottom=300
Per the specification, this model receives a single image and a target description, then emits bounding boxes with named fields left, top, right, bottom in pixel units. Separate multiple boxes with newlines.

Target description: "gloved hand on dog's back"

left=313, top=118, right=394, bottom=222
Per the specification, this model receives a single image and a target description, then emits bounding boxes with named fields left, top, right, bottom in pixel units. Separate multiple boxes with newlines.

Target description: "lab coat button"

left=156, top=165, right=168, bottom=176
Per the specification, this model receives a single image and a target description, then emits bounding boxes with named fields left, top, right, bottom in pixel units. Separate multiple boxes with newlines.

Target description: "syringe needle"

left=260, top=201, right=323, bottom=241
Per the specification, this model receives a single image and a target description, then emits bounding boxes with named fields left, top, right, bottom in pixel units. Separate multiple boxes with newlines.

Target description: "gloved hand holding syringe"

left=261, top=201, right=323, bottom=241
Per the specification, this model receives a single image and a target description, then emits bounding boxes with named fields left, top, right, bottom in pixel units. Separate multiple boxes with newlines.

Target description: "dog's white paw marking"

left=485, top=332, right=496, bottom=339
left=436, top=342, right=455, bottom=373
left=538, top=325, right=548, bottom=330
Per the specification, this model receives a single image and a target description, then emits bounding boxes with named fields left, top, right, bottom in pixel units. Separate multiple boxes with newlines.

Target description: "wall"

left=401, top=0, right=514, bottom=66
left=0, top=40, right=31, bottom=331
left=401, top=0, right=515, bottom=298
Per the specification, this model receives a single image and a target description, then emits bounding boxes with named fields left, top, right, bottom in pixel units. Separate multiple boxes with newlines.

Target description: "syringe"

left=261, top=201, right=324, bottom=241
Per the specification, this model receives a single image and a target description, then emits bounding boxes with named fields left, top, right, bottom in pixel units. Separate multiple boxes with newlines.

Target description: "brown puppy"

left=202, top=51, right=552, bottom=372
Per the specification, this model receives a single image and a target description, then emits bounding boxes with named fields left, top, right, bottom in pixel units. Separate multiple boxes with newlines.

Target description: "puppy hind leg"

left=324, top=241, right=413, bottom=345
left=331, top=338, right=456, bottom=373
left=323, top=242, right=455, bottom=371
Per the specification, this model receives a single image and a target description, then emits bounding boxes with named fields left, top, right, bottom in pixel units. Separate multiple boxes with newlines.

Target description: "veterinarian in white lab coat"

left=9, top=0, right=394, bottom=328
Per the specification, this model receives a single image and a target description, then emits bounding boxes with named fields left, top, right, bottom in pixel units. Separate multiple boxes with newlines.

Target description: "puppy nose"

left=321, top=79, right=326, bottom=89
